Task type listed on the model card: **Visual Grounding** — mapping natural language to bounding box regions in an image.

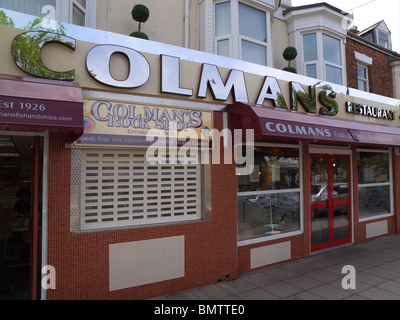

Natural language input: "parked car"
[312,183,349,202]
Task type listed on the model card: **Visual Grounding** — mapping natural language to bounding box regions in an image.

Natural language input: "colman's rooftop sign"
[8,30,400,123]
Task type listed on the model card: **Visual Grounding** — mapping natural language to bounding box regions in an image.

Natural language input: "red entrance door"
[311,155,352,252]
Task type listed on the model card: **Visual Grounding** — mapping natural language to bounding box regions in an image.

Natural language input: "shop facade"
[0,10,400,300]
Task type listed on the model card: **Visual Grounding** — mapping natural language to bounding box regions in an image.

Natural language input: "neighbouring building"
[0,0,399,300]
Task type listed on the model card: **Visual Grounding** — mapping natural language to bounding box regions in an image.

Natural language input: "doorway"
[0,134,43,300]
[310,154,352,252]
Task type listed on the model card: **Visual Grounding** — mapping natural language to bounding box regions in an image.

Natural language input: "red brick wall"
[346,37,394,98]
[46,111,238,300]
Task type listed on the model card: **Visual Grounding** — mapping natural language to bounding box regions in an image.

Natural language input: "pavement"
[153,235,400,300]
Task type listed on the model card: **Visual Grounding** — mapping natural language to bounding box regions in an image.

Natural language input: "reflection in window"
[323,34,342,85]
[215,1,230,57]
[241,40,267,68]
[358,152,389,184]
[357,151,392,219]
[239,3,267,66]
[239,2,266,42]
[215,1,230,37]
[237,145,301,241]
[303,33,317,62]
[323,34,341,65]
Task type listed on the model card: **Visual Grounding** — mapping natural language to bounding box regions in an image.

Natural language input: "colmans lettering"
[10,31,398,122]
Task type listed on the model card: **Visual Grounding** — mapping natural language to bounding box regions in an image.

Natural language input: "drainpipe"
[184,0,189,48]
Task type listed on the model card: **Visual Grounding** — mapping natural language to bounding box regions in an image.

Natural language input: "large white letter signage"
[11,31,76,80]
[86,44,150,88]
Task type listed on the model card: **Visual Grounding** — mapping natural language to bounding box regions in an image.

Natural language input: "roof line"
[283,2,348,16]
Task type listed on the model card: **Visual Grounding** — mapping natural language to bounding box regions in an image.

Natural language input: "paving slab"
[154,235,400,300]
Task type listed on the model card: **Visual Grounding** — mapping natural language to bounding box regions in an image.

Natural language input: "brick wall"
[346,37,394,98]
[46,111,238,300]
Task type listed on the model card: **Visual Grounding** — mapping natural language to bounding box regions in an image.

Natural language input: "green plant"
[0,10,15,27]
[283,66,297,74]
[130,4,149,39]
[129,31,149,40]
[282,46,297,74]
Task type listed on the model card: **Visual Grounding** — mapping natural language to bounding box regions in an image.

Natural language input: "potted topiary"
[129,4,150,40]
[282,46,297,73]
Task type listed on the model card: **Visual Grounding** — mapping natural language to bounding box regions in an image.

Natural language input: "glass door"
[311,154,352,252]
[0,134,43,300]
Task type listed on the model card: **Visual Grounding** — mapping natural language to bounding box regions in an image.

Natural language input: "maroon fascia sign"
[0,74,83,136]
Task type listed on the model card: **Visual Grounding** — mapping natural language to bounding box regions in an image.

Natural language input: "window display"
[357,151,392,219]
[237,145,301,241]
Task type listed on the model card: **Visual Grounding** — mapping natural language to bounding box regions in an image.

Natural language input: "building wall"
[46,113,239,300]
[391,60,400,99]
[346,37,394,98]
[272,16,290,70]
[96,0,200,49]
[394,151,400,234]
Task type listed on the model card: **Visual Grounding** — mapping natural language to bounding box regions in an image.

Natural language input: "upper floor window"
[0,0,96,28]
[357,64,369,92]
[378,31,390,49]
[71,0,87,26]
[357,20,392,50]
[214,1,272,66]
[303,32,344,85]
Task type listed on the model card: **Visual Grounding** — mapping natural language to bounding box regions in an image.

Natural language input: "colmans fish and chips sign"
[3,29,400,147]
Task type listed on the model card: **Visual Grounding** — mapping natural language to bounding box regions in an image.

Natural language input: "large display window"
[237,144,302,242]
[357,149,393,220]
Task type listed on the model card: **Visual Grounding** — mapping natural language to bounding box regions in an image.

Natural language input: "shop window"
[237,144,302,242]
[0,0,96,28]
[357,149,393,220]
[214,0,272,66]
[75,149,205,231]
[302,32,344,85]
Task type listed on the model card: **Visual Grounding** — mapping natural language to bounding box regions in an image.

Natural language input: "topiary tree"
[130,4,150,40]
[282,46,297,74]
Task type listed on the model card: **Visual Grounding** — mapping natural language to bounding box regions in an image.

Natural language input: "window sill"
[237,229,303,247]
[358,213,394,223]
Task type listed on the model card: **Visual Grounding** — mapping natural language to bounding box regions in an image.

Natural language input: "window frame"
[0,0,96,28]
[213,0,273,67]
[237,142,304,247]
[357,148,394,222]
[302,31,345,85]
[357,63,369,92]
[377,30,390,49]
[56,0,96,28]
[72,148,208,232]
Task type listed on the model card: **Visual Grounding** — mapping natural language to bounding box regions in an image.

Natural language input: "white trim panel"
[366,220,388,239]
[250,241,291,269]
[109,236,185,291]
